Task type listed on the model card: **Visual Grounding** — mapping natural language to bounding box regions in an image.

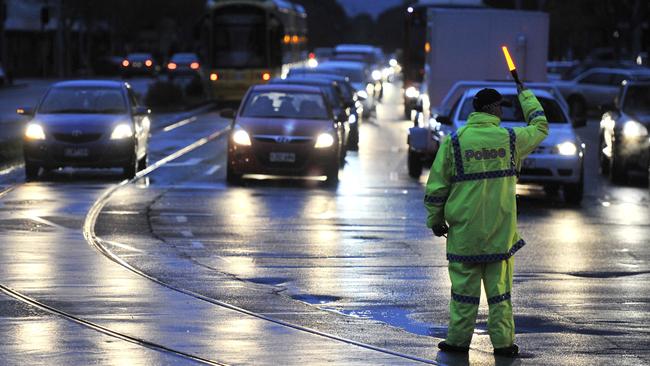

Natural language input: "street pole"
[56,0,65,77]
[0,0,6,84]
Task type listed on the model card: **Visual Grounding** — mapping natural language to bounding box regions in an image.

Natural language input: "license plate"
[522,158,535,168]
[64,148,89,157]
[133,62,142,67]
[269,152,295,163]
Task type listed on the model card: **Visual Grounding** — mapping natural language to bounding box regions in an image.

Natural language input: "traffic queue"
[222,43,393,185]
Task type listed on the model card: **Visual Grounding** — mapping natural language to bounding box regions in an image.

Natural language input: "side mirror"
[17,107,35,116]
[133,106,150,116]
[220,108,235,119]
[435,115,451,125]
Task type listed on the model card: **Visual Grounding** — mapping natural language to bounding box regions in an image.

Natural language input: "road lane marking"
[26,215,68,230]
[205,165,221,176]
[163,158,203,167]
[83,125,441,366]
[103,240,145,253]
[162,116,197,132]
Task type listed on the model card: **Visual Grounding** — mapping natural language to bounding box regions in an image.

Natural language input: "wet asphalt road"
[0,82,648,365]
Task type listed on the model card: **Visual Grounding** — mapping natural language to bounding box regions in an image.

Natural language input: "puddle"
[246,277,289,286]
[291,294,341,304]
[322,305,449,338]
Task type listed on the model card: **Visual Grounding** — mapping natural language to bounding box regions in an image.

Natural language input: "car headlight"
[348,114,357,124]
[232,128,252,146]
[405,86,420,99]
[315,133,335,148]
[622,120,648,137]
[356,90,368,100]
[307,58,318,68]
[371,70,382,81]
[110,123,134,139]
[25,123,46,140]
[557,141,578,156]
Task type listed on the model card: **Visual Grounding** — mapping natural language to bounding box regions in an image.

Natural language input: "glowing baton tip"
[502,46,516,72]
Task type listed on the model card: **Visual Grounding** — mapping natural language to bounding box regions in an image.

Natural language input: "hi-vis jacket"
[424,90,548,263]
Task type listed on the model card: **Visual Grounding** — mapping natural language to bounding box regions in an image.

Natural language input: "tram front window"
[214,11,266,68]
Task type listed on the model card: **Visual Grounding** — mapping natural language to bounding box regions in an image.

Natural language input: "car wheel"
[226,163,242,185]
[543,185,560,196]
[324,164,339,186]
[598,134,610,176]
[563,166,584,205]
[609,146,627,184]
[568,96,586,122]
[347,125,359,151]
[24,162,39,181]
[137,154,148,172]
[123,156,137,179]
[408,150,423,178]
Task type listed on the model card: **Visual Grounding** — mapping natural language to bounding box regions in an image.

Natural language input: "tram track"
[0,119,441,364]
[82,129,441,365]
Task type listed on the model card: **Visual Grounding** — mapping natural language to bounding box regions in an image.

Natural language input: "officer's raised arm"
[513,88,549,158]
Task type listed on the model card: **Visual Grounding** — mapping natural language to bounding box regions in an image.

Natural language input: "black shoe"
[494,344,519,357]
[438,341,469,353]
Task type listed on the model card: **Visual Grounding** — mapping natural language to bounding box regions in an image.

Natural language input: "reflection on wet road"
[0,83,648,365]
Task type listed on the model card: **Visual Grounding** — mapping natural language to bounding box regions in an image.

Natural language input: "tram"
[202,0,308,101]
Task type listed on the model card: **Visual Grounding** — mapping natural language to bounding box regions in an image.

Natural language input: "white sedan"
[429,82,585,204]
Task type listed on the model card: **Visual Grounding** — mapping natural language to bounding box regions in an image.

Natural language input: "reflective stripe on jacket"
[424,89,549,263]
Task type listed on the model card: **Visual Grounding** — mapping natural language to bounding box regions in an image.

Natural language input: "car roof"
[582,67,650,75]
[251,84,324,94]
[51,80,126,89]
[271,77,334,86]
[319,61,366,69]
[335,44,376,53]
[464,86,555,99]
[127,53,153,58]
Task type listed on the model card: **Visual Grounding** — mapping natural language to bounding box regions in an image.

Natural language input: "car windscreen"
[622,86,650,114]
[171,54,198,62]
[241,91,330,120]
[457,95,568,123]
[39,87,127,114]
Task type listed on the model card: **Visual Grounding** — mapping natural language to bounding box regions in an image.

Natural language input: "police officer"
[424,84,548,356]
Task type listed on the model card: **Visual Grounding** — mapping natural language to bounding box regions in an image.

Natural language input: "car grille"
[53,133,102,143]
[532,145,549,154]
[521,168,553,176]
[253,135,314,144]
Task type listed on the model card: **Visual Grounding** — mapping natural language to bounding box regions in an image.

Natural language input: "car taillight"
[210,73,219,81]
[145,59,153,67]
[122,60,129,67]
[167,62,177,70]
[262,72,271,81]
[190,62,200,70]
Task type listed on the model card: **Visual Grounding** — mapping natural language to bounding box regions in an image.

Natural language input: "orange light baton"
[501,46,522,86]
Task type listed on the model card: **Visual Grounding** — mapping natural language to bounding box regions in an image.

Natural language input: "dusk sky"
[337,0,402,18]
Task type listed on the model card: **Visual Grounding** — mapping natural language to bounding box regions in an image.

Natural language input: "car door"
[576,71,619,108]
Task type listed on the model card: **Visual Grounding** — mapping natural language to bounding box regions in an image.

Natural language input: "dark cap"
[473,88,512,111]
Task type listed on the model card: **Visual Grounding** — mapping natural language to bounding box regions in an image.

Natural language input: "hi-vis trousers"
[446,257,515,348]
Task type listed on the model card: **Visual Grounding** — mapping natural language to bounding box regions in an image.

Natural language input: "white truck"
[407,7,549,177]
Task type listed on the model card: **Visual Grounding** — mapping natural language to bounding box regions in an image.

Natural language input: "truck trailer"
[407,7,549,178]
